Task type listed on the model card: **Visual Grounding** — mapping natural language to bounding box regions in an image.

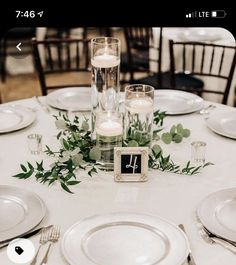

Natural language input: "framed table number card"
[114,147,149,182]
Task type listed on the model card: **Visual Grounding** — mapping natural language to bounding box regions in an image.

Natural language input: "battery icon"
[211,10,227,18]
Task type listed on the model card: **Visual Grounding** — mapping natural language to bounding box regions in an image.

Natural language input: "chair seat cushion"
[134,72,204,91]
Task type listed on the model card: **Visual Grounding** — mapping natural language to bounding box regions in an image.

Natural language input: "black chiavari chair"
[121,27,162,85]
[32,38,90,96]
[169,40,236,104]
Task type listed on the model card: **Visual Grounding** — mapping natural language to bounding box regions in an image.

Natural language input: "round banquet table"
[0,97,236,265]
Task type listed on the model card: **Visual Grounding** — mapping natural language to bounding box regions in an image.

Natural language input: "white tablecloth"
[151,28,236,106]
[0,97,236,265]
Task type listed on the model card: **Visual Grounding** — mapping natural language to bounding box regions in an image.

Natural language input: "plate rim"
[46,86,91,111]
[0,185,46,242]
[61,212,189,265]
[197,187,236,242]
[206,110,236,139]
[154,89,204,115]
[0,105,36,134]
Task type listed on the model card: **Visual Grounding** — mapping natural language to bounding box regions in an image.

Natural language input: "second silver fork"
[40,226,60,265]
[30,226,52,265]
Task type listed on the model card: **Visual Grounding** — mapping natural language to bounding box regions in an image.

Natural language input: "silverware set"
[200,226,236,255]
[0,225,52,249]
[0,225,60,264]
[179,220,236,265]
[31,225,60,265]
[196,218,236,256]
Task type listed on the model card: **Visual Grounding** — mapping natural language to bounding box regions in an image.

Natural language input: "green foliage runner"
[13,111,213,193]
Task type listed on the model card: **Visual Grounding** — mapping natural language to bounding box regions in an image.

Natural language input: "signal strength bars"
[186,12,194,18]
[186,10,226,18]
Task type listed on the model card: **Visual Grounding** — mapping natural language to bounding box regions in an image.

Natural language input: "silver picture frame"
[114,147,149,182]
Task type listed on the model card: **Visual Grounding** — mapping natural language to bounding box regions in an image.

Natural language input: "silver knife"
[0,225,52,249]
[179,224,197,265]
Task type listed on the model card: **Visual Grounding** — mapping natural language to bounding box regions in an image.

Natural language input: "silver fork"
[40,226,60,265]
[30,226,52,265]
[200,227,236,255]
[199,105,216,115]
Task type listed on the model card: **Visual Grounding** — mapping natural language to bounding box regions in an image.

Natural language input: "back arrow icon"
[16,43,22,51]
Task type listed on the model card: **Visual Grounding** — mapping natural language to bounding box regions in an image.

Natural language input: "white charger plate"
[206,110,236,139]
[154,90,204,115]
[0,105,36,133]
[197,188,236,242]
[46,87,91,111]
[0,185,46,242]
[61,212,189,265]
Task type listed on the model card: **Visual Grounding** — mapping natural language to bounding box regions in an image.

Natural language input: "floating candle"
[91,53,120,68]
[96,119,123,137]
[126,97,153,114]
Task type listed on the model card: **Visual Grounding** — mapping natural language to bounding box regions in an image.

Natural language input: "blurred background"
[0,27,235,105]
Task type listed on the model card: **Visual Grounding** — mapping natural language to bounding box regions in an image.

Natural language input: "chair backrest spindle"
[209,46,215,74]
[201,44,205,74]
[218,47,225,75]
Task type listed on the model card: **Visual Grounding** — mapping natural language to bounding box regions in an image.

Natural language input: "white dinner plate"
[178,28,223,42]
[46,87,91,111]
[62,212,189,265]
[197,188,236,242]
[154,90,204,115]
[0,105,36,133]
[0,185,46,242]
[206,110,236,139]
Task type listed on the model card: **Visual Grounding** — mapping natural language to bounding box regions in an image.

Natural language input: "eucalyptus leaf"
[173,134,183,143]
[170,125,176,136]
[182,129,191,138]
[177,124,183,134]
[89,147,101,161]
[161,133,172,144]
[55,119,67,129]
[127,140,139,147]
[72,154,83,166]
